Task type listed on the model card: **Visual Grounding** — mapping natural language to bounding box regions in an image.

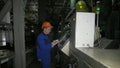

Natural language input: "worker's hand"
[51,40,58,47]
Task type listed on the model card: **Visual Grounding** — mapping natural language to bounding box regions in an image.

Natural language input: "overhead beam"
[0,0,12,22]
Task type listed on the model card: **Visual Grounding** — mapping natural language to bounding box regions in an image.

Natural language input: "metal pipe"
[70,0,75,9]
[96,13,99,27]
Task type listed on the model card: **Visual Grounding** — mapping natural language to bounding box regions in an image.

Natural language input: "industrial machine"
[0,12,13,48]
[0,12,14,68]
[0,0,120,68]
[56,0,120,68]
[56,21,78,68]
[0,0,39,68]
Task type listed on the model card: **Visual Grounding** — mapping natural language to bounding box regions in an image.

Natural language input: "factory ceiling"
[37,0,71,23]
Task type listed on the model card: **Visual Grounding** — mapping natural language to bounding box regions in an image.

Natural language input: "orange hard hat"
[42,21,53,29]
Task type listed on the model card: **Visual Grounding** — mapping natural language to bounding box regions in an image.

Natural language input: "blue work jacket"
[36,32,52,60]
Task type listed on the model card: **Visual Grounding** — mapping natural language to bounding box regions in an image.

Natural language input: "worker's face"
[43,27,52,35]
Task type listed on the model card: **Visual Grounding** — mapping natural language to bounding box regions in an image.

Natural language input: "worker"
[36,21,58,68]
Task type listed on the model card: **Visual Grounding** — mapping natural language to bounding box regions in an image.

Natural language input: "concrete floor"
[27,60,41,68]
[27,59,56,68]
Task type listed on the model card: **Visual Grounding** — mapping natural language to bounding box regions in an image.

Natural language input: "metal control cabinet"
[75,12,95,48]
